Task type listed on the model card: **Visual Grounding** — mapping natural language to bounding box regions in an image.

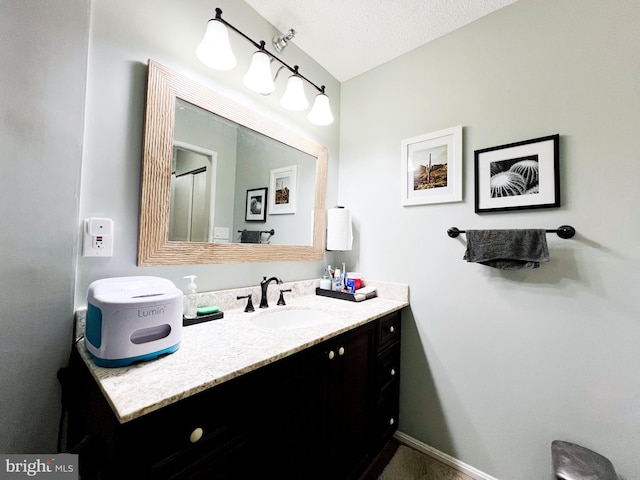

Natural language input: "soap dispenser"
[183,275,198,319]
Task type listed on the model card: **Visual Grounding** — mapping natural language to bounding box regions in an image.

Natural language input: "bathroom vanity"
[66,281,407,479]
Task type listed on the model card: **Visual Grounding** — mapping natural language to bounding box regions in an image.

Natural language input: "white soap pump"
[183,275,198,319]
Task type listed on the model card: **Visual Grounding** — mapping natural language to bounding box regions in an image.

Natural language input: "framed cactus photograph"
[474,134,560,213]
[401,125,463,206]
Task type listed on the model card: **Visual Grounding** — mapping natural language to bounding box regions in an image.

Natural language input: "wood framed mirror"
[138,60,327,265]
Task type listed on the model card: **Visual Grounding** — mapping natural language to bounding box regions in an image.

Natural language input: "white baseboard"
[393,431,500,480]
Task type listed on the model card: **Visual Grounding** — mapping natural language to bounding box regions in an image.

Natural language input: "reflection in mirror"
[138,60,327,266]
[170,141,215,242]
[172,99,317,245]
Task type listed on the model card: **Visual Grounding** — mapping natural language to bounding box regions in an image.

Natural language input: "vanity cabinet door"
[321,322,375,479]
[241,342,326,478]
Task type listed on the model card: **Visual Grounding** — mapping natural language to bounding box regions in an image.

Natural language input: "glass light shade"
[196,20,236,71]
[307,93,334,125]
[243,51,275,94]
[280,75,309,111]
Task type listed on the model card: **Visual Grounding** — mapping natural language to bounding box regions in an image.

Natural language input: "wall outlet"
[83,217,114,257]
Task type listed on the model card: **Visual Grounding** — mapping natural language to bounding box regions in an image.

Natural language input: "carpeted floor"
[378,445,475,480]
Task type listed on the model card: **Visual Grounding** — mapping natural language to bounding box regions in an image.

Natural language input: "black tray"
[183,311,224,326]
[315,288,358,302]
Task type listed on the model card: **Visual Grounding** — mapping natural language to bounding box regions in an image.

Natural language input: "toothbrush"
[341,263,347,292]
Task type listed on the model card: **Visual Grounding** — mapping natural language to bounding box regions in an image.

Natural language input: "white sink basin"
[250,309,333,330]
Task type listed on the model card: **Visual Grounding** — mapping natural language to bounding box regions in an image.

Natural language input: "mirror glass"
[138,61,327,266]
[171,99,316,245]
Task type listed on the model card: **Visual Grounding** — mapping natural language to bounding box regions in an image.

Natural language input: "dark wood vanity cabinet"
[67,311,401,480]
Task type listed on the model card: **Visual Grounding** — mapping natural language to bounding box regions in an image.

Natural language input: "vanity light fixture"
[196,18,236,70]
[243,47,275,94]
[196,8,333,126]
[307,90,334,126]
[280,67,309,111]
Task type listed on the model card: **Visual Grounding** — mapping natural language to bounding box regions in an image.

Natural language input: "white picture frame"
[401,125,463,206]
[269,165,297,214]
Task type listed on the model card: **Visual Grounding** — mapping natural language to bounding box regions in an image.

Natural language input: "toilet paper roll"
[326,207,353,251]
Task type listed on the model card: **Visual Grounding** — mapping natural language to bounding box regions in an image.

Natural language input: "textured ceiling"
[244,0,519,82]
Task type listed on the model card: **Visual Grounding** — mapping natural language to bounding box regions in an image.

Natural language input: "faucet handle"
[277,289,292,306]
[237,294,255,313]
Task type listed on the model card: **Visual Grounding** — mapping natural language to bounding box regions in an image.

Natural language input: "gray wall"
[339,0,640,478]
[0,1,90,453]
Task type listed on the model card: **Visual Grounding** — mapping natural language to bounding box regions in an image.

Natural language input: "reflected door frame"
[171,141,217,242]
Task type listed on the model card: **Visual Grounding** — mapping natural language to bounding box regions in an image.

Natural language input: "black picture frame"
[474,134,560,213]
[245,187,267,222]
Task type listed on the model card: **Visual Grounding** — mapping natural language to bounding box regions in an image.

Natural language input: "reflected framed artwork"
[474,134,560,213]
[401,125,463,206]
[245,187,267,222]
[269,165,297,214]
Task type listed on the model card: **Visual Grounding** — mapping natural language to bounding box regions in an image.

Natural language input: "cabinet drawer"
[375,344,400,396]
[376,312,401,352]
[374,390,399,446]
[116,381,246,471]
[148,424,249,479]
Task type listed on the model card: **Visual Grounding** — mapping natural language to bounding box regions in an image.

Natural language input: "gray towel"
[463,229,549,269]
[240,230,261,243]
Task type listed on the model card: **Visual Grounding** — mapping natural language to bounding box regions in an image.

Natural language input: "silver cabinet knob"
[389,326,395,333]
[328,350,335,360]
[338,346,345,356]
[390,368,396,376]
[389,417,395,426]
[189,427,204,443]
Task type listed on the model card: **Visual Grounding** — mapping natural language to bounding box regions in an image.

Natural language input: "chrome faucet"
[259,276,283,308]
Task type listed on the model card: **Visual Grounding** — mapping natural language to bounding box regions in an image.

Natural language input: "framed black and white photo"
[245,187,267,222]
[474,134,560,213]
[401,125,463,206]
[269,165,297,214]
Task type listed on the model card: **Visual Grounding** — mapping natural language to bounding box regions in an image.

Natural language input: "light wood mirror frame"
[138,60,327,266]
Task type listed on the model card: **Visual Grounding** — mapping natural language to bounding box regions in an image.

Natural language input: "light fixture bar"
[210,8,326,96]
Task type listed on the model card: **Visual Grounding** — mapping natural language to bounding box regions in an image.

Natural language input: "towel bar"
[237,229,275,235]
[447,225,575,239]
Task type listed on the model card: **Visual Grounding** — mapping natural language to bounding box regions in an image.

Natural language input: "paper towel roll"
[326,207,353,251]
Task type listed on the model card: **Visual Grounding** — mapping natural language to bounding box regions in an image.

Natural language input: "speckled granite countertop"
[75,279,409,424]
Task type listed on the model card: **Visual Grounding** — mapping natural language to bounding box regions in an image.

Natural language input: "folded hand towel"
[463,229,549,269]
[240,230,261,243]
